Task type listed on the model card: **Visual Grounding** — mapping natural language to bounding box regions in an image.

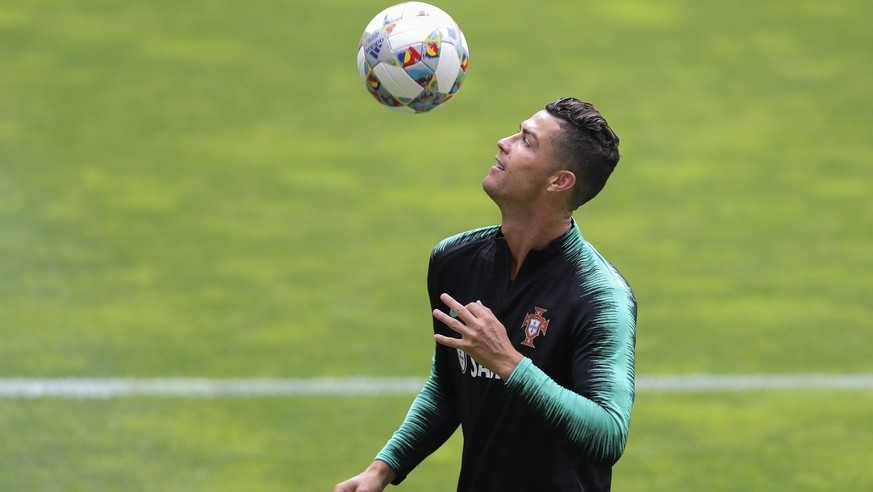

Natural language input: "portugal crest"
[520,307,550,348]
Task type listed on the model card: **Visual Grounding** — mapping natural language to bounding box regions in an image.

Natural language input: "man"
[336,98,637,491]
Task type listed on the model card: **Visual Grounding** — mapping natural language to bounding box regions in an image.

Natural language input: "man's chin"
[482,179,500,201]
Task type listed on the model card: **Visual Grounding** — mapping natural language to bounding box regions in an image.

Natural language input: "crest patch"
[520,307,550,348]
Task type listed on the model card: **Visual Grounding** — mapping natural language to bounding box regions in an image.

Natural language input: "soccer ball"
[356,2,469,113]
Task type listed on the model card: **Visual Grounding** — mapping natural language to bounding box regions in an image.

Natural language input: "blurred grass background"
[1,0,871,490]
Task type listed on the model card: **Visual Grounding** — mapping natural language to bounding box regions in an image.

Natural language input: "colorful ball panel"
[356,2,469,113]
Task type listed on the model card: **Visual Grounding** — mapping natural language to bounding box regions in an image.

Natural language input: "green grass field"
[1,0,871,490]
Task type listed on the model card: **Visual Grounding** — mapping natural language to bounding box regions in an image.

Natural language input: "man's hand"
[432,293,523,380]
[334,460,396,492]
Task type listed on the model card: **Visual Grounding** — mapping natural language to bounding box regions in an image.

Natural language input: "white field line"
[1,374,873,398]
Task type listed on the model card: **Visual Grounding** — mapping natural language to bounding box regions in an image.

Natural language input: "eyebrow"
[520,125,539,147]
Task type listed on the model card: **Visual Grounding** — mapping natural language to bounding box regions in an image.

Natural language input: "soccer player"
[335,98,637,492]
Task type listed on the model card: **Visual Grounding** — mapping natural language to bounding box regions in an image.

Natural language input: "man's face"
[483,109,562,207]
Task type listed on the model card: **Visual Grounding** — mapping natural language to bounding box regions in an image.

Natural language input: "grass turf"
[1,0,871,490]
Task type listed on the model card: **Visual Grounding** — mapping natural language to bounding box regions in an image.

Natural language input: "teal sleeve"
[505,281,636,466]
[375,356,460,484]
[505,356,633,465]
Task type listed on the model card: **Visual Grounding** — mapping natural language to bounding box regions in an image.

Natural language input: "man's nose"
[497,137,510,153]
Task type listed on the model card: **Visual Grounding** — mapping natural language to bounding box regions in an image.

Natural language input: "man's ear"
[548,170,576,193]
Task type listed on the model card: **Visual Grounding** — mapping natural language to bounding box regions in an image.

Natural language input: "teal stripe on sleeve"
[505,354,633,465]
[375,356,460,483]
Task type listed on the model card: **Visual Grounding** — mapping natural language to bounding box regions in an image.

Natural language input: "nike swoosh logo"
[449,309,459,318]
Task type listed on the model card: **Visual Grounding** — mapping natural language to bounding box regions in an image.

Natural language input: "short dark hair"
[545,97,621,210]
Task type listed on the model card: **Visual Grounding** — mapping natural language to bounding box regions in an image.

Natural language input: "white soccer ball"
[356,2,469,114]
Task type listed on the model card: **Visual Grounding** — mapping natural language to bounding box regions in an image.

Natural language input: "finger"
[453,300,490,324]
[439,292,461,309]
[440,293,476,322]
[433,309,467,335]
[464,299,489,317]
[434,333,462,349]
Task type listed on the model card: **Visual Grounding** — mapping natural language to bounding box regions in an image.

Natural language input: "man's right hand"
[334,460,396,492]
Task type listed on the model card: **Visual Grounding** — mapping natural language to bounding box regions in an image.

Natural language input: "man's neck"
[500,211,573,280]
